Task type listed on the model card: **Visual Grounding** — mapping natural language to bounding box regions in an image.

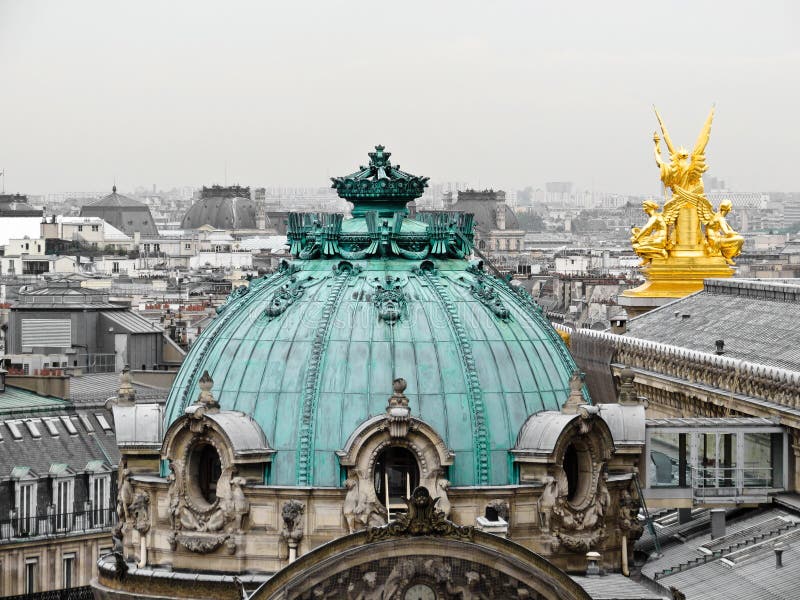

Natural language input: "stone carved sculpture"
[618,484,643,539]
[170,464,249,553]
[130,492,150,534]
[330,556,536,600]
[382,559,417,600]
[229,477,249,533]
[537,476,558,533]
[116,465,134,527]
[166,459,183,531]
[434,476,451,519]
[116,365,135,405]
[280,500,305,561]
[367,486,472,542]
[541,460,611,552]
[446,570,490,600]
[343,469,386,534]
[386,377,411,438]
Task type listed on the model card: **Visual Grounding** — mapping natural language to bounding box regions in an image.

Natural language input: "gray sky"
[1,0,798,196]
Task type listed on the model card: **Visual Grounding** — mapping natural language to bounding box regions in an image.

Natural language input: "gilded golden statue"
[622,107,743,300]
[705,199,744,264]
[630,200,668,264]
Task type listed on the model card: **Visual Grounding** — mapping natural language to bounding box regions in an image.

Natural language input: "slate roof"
[0,409,120,476]
[571,575,664,599]
[80,187,159,236]
[624,279,800,371]
[181,195,258,230]
[69,373,168,404]
[638,506,800,600]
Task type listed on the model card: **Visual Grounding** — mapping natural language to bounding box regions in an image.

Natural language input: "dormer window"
[50,464,75,532]
[12,467,38,536]
[88,462,112,526]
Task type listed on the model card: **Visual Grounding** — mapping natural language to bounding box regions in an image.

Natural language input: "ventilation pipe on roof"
[775,542,785,568]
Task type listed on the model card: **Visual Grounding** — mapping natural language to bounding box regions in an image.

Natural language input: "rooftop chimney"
[710,508,726,539]
[715,339,725,355]
[775,542,785,568]
[585,551,601,576]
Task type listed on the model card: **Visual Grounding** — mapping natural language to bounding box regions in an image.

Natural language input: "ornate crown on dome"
[287,146,474,261]
[331,145,430,217]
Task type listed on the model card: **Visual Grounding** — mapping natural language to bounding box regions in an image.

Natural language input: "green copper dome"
[164,147,580,488]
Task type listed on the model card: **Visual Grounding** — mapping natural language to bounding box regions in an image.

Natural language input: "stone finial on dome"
[196,370,219,411]
[116,365,135,405]
[617,367,639,405]
[562,370,588,415]
[387,377,410,438]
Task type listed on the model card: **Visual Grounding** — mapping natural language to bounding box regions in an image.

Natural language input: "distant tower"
[254,187,267,230]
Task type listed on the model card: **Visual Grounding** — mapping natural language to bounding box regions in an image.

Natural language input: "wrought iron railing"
[3,586,94,600]
[0,508,117,543]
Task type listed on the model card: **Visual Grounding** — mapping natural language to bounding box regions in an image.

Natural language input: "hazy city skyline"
[1,1,797,196]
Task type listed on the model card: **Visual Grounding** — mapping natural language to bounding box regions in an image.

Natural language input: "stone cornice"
[570,327,800,409]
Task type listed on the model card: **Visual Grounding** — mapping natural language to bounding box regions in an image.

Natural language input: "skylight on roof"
[79,414,94,433]
[60,416,78,435]
[24,420,41,438]
[44,418,59,436]
[6,421,22,440]
[95,414,112,432]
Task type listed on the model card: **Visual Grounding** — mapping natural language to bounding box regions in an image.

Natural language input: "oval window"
[188,442,222,506]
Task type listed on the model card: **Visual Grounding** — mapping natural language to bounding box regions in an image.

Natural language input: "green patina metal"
[422,268,491,485]
[330,145,429,217]
[164,146,581,487]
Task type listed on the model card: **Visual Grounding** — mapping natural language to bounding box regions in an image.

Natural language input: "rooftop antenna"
[224,161,228,186]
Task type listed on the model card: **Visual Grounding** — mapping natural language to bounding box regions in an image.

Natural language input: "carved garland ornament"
[367,487,473,542]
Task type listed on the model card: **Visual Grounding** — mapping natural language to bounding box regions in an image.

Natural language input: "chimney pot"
[585,551,601,576]
[774,542,785,568]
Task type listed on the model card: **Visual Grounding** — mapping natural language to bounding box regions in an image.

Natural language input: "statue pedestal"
[620,256,734,317]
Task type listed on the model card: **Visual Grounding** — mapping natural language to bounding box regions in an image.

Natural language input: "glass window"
[649,432,680,487]
[54,478,74,531]
[25,559,37,594]
[374,447,419,513]
[62,553,75,588]
[91,474,110,525]
[17,482,37,535]
[743,432,772,488]
[699,432,736,488]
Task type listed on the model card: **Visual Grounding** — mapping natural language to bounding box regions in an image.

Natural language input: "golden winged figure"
[653,106,716,226]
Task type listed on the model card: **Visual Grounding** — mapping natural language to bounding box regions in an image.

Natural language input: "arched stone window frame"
[549,414,614,511]
[337,414,455,525]
[159,394,273,553]
[513,409,615,506]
